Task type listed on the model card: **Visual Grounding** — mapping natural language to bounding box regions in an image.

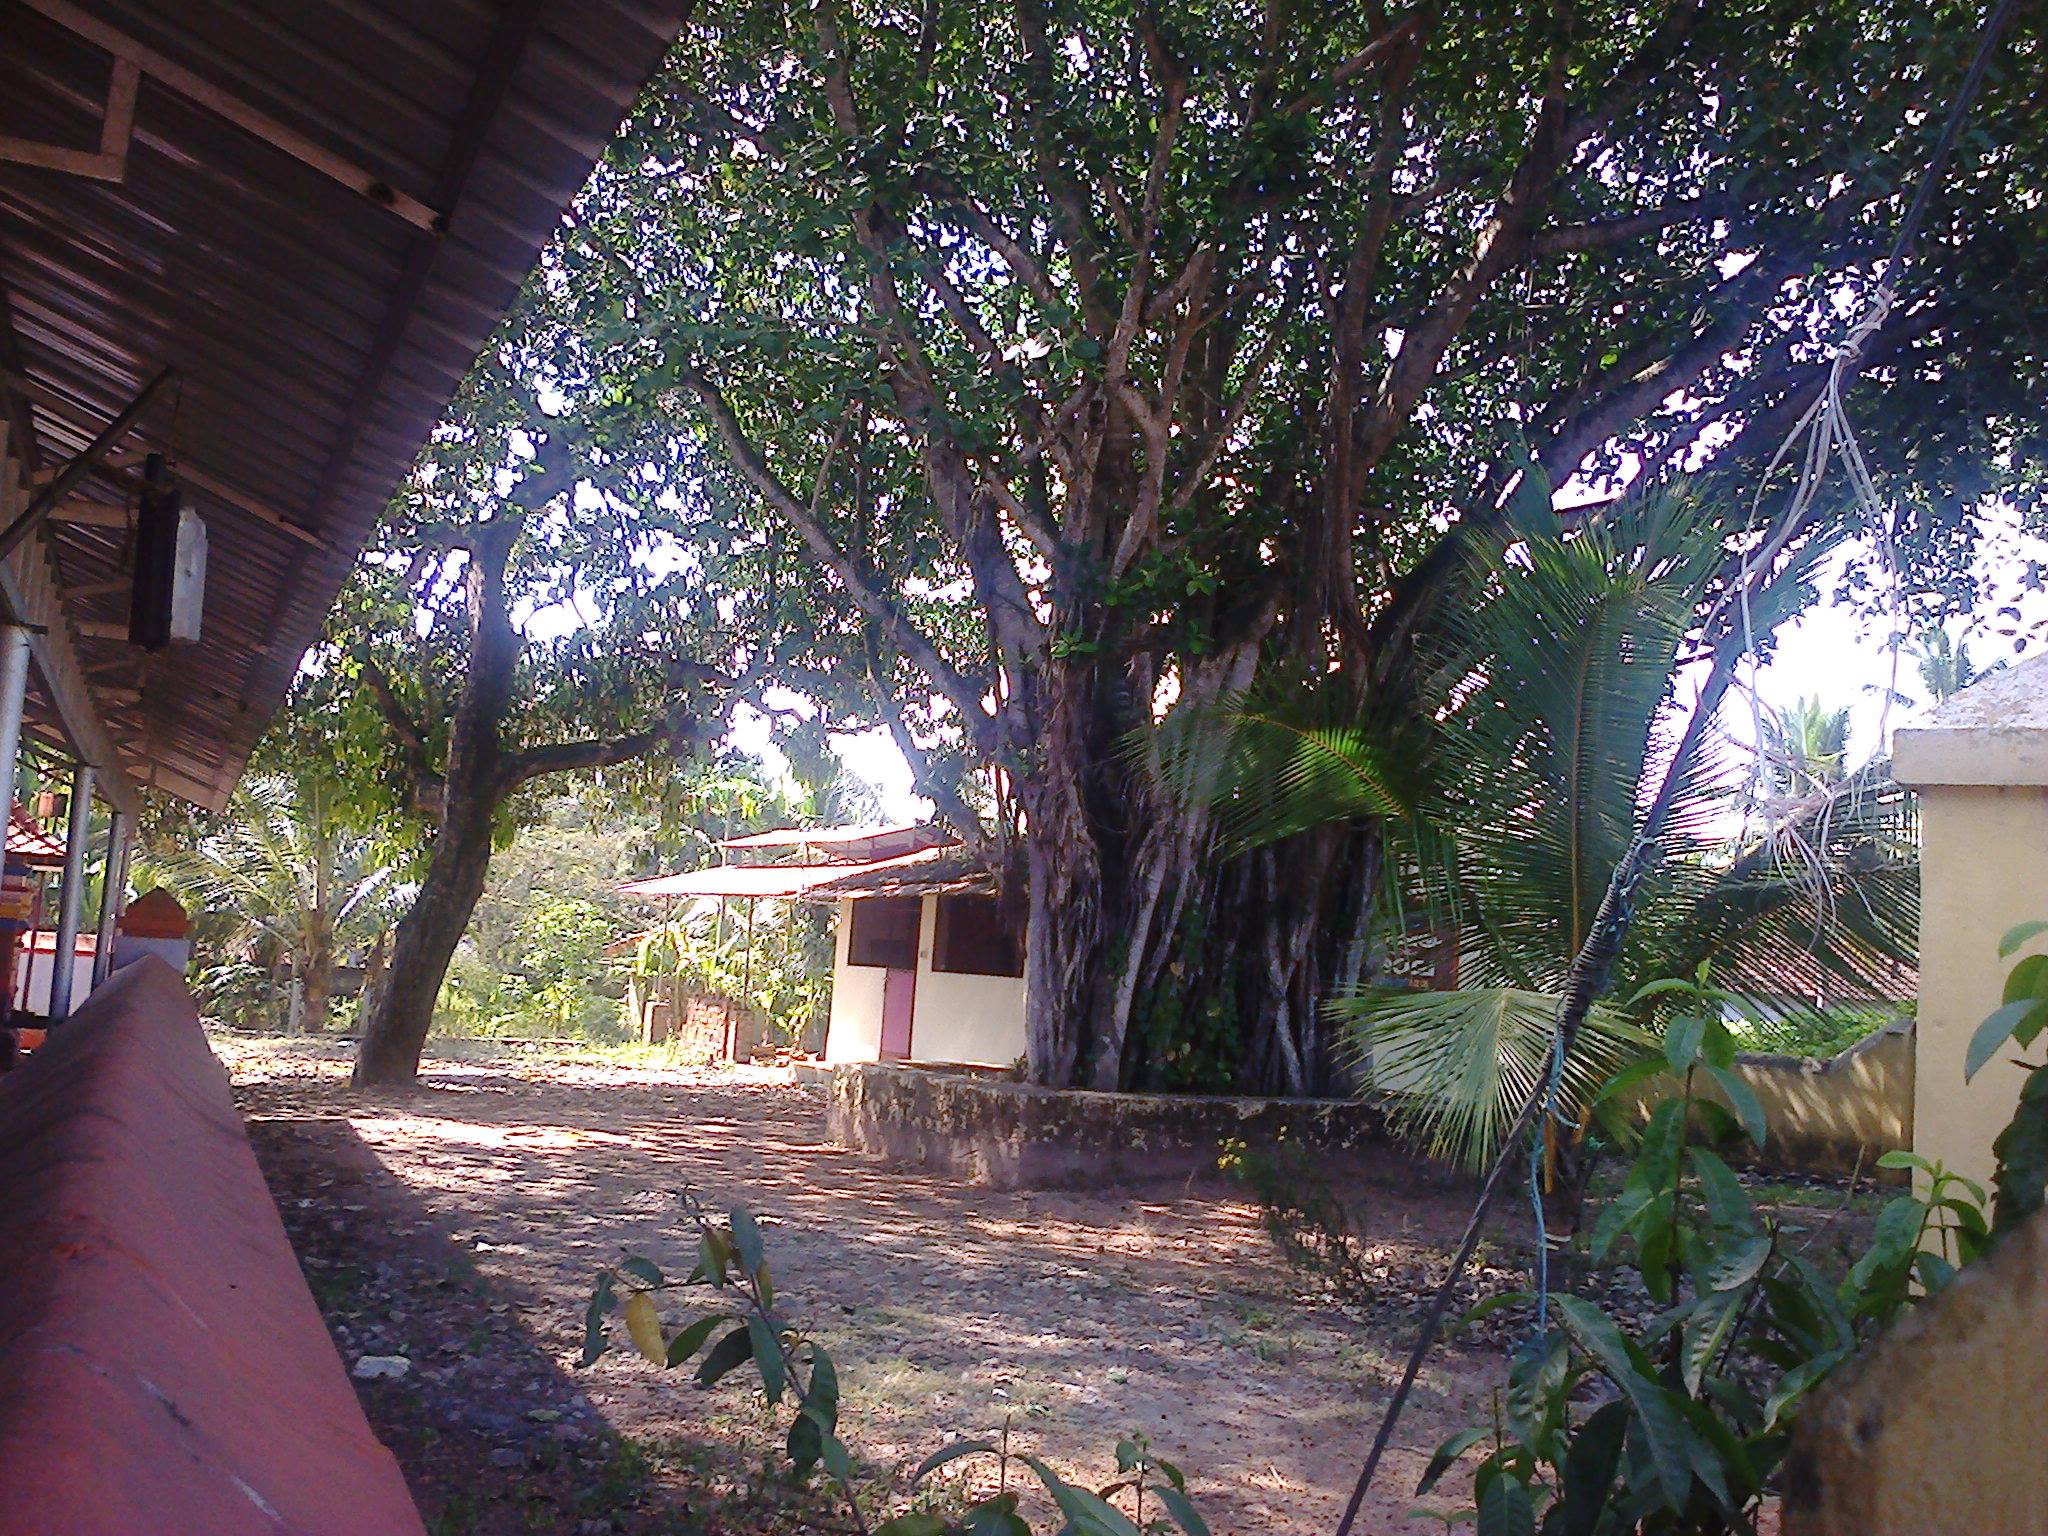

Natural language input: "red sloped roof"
[7,805,64,869]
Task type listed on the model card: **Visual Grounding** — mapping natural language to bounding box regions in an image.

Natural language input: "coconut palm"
[1157,493,1917,1168]
[150,774,406,1032]
[1912,624,1998,705]
[1759,696,1852,799]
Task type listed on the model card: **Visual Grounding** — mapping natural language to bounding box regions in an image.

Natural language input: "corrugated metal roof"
[623,844,997,902]
[0,0,683,808]
[716,822,952,860]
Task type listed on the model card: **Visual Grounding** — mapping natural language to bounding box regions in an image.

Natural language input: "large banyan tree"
[541,0,2045,1091]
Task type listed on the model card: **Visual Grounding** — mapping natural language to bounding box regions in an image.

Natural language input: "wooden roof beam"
[19,0,443,233]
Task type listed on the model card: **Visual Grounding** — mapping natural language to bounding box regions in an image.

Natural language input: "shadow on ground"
[247,1109,824,1535]
[230,1042,1525,1535]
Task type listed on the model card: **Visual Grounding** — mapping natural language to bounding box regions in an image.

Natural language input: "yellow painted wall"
[1895,655,2048,1194]
[1908,785,2048,1191]
[1616,1023,1913,1176]
[823,895,1028,1068]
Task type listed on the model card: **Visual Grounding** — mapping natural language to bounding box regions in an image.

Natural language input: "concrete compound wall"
[826,1061,1386,1189]
[1617,1023,1915,1180]
[0,957,424,1536]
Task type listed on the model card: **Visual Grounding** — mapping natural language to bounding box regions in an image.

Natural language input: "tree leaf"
[1156,1484,1210,1536]
[2000,919,2048,959]
[963,1494,1032,1536]
[912,1439,997,1486]
[1991,1066,2048,1238]
[1416,1427,1491,1495]
[787,1406,822,1477]
[2004,953,2048,1004]
[1968,999,2048,1081]
[1560,1400,1629,1536]
[1022,1456,1145,1536]
[1687,1148,1756,1233]
[748,1316,786,1404]
[730,1207,766,1275]
[1664,1013,1707,1074]
[1707,1233,1772,1292]
[1476,1473,1534,1536]
[1553,1296,1692,1510]
[1762,1347,1847,1430]
[1680,1288,1744,1394]
[619,1255,664,1288]
[665,1313,725,1368]
[1705,1064,1767,1147]
[804,1344,840,1433]
[874,1517,948,1536]
[623,1292,666,1365]
[695,1324,753,1387]
[579,1269,615,1367]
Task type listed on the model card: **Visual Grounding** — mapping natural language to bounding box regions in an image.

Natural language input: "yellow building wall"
[1896,655,2048,1196]
[1910,784,2048,1191]
[823,895,1029,1068]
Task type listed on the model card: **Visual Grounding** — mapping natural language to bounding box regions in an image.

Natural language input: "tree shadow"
[244,1110,757,1536]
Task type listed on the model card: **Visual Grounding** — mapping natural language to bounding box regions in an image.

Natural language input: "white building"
[622,824,1029,1068]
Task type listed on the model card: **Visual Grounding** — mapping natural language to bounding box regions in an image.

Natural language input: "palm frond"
[1145,685,1419,852]
[1332,985,1650,1172]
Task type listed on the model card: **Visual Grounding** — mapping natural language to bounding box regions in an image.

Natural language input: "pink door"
[880,967,915,1060]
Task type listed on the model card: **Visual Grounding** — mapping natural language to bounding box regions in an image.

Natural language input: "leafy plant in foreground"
[1422,967,1984,1534]
[1963,919,2048,1239]
[580,1191,1210,1536]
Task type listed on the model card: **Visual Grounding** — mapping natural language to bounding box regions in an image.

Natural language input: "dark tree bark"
[351,515,718,1089]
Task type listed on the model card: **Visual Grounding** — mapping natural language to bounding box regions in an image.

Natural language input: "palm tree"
[1759,696,1851,799]
[150,774,405,1033]
[1912,624,1998,705]
[1158,493,1917,1168]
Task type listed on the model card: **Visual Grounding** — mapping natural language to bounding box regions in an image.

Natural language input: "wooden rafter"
[16,0,442,232]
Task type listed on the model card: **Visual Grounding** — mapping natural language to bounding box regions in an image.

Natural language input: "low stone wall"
[825,1062,1387,1189]
[1617,1022,1914,1180]
[0,958,424,1535]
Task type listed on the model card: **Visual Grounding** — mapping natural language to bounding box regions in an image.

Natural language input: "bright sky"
[1739,510,2048,766]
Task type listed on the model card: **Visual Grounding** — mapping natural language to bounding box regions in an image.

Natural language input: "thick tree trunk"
[351,794,497,1087]
[300,937,333,1036]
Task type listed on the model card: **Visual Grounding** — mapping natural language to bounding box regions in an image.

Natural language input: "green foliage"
[1130,904,1242,1093]
[1218,1138,1374,1301]
[145,772,406,1032]
[1967,922,2048,1241]
[1167,497,1916,1167]
[1427,996,1987,1532]
[521,0,2046,1089]
[583,1194,1211,1536]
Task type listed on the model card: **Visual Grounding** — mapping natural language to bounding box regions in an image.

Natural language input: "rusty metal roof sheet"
[0,0,682,808]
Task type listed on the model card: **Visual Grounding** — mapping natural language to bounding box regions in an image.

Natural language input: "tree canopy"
[311,0,2047,1090]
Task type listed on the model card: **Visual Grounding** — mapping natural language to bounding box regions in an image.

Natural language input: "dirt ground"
[220,1037,1562,1536]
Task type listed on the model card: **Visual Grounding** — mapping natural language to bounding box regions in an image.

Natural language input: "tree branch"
[683,365,997,747]
[1529,193,1738,256]
[360,656,442,794]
